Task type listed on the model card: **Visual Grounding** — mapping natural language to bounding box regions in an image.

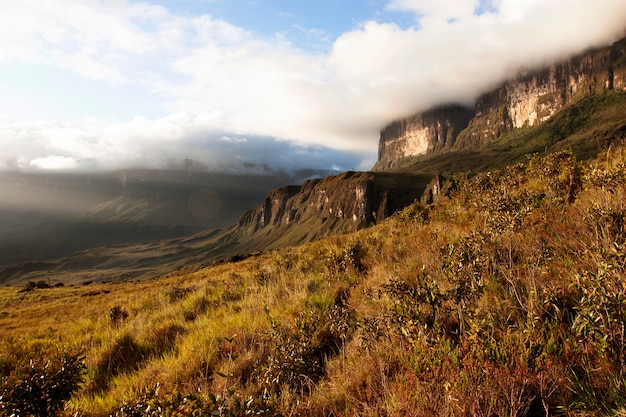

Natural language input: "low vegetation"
[3,142,626,415]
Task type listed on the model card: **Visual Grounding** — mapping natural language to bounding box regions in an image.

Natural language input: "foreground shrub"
[259,292,356,395]
[0,352,85,417]
[113,385,281,417]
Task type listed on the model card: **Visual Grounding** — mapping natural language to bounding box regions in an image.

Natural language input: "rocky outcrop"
[376,37,626,168]
[238,171,432,236]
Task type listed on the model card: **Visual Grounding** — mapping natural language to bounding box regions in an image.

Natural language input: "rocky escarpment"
[377,105,473,169]
[375,37,626,169]
[238,171,433,242]
[456,37,626,148]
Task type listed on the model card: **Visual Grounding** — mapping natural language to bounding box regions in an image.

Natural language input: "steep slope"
[386,90,626,175]
[376,105,473,169]
[456,37,626,149]
[228,171,434,256]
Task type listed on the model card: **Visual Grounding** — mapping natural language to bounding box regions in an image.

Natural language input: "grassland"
[3,141,626,415]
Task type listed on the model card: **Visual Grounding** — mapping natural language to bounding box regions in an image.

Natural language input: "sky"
[1,0,625,173]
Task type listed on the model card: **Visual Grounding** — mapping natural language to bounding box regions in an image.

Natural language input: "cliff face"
[238,171,432,242]
[376,37,626,168]
[457,37,626,148]
[376,106,474,170]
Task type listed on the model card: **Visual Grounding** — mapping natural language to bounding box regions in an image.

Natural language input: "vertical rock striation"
[376,37,626,168]
[456,37,626,148]
[238,171,431,238]
[376,105,474,170]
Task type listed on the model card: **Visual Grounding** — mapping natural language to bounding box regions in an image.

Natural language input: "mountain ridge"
[374,36,626,171]
[3,37,626,285]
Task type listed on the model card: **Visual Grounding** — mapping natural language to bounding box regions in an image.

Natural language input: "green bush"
[259,293,356,395]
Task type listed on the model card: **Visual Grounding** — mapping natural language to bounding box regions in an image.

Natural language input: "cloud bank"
[1,0,625,172]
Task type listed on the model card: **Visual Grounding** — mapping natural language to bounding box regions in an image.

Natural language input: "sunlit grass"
[5,142,626,415]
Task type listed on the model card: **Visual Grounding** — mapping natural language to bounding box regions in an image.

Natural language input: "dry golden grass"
[4,145,626,416]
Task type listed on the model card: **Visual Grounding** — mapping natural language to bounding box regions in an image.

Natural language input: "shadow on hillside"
[87,324,186,395]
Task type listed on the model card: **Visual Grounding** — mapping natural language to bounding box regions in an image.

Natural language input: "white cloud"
[30,155,79,170]
[1,0,626,172]
[50,50,128,84]
[0,0,156,83]
[220,136,249,143]
[0,114,362,172]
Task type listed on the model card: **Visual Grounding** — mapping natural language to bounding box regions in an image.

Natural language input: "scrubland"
[3,144,626,416]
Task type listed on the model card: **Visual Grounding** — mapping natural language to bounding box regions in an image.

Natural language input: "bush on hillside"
[113,385,281,417]
[0,352,85,417]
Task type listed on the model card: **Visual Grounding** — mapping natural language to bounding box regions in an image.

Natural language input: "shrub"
[528,151,583,203]
[165,286,194,303]
[113,385,280,417]
[0,352,85,417]
[109,305,129,325]
[259,293,356,395]
[397,201,430,224]
[89,334,147,394]
[18,280,52,292]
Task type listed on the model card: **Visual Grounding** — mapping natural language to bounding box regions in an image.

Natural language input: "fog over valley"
[0,168,329,268]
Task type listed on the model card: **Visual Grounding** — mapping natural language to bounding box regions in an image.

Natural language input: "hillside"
[0,170,434,286]
[0,169,321,267]
[3,145,626,415]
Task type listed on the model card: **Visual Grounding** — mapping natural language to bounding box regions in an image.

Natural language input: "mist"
[0,116,364,173]
[0,0,625,173]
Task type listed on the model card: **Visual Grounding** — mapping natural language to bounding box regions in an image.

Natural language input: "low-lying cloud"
[1,0,625,173]
[0,113,365,172]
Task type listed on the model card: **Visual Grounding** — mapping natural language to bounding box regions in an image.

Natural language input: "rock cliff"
[237,171,433,243]
[376,37,626,169]
[377,105,474,169]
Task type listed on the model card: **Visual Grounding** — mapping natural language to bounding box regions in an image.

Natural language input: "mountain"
[376,105,474,169]
[236,171,433,240]
[374,36,626,171]
[0,168,329,270]
[0,170,434,285]
[3,37,626,286]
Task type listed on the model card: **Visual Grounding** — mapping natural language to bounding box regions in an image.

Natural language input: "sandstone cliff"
[375,37,626,169]
[377,105,473,170]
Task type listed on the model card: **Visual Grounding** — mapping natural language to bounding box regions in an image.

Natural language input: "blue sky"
[151,0,412,42]
[1,0,625,172]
